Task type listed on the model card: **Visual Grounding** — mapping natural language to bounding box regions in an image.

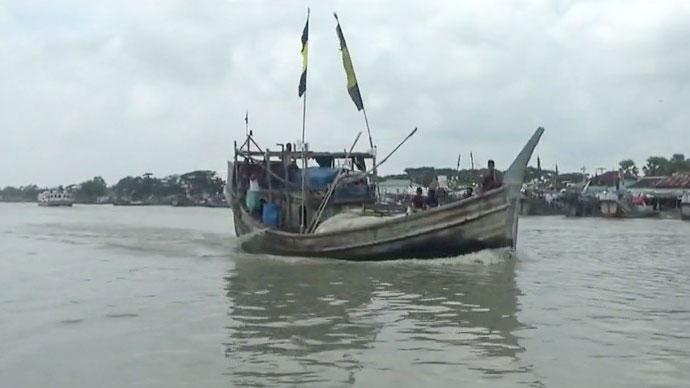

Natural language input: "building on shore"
[629,173,690,209]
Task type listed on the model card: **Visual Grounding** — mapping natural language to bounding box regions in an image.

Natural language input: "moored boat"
[597,191,621,217]
[597,190,658,218]
[37,190,73,207]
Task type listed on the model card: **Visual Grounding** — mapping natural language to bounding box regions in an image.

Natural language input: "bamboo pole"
[300,92,308,233]
[265,149,272,203]
[365,127,418,175]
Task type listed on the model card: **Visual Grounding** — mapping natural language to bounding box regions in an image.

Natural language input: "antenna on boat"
[456,153,461,184]
[244,110,249,137]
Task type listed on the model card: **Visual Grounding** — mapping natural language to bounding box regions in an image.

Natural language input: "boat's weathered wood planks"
[235,187,510,260]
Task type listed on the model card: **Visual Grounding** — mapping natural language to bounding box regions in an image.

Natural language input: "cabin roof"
[628,176,666,189]
[627,174,690,189]
[656,174,690,189]
[589,171,636,186]
[236,150,376,159]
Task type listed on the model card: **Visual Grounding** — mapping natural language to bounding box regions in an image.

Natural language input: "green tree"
[180,170,223,196]
[669,153,690,174]
[113,176,142,200]
[619,159,639,176]
[76,176,108,203]
[643,156,670,176]
[404,167,437,186]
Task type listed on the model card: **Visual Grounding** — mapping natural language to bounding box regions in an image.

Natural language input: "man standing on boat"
[481,160,503,193]
[246,172,262,215]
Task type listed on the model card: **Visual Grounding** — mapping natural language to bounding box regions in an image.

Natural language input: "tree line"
[619,154,690,177]
[0,170,225,203]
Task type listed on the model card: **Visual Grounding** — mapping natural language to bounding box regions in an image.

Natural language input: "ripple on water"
[104,313,139,318]
[223,249,533,386]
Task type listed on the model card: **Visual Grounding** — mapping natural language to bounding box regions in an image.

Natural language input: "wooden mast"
[299,9,310,233]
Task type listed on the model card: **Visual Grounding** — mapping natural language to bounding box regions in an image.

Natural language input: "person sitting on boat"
[426,188,439,208]
[463,187,474,199]
[246,172,262,214]
[481,160,503,193]
[408,187,426,213]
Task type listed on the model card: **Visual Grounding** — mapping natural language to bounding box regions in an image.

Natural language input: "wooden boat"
[681,192,690,220]
[226,128,543,261]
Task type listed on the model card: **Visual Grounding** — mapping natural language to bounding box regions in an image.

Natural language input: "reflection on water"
[224,251,537,386]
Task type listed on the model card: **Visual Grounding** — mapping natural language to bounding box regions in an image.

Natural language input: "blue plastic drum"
[262,203,280,227]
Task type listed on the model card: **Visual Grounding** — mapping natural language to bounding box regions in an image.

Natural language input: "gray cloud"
[1,0,689,187]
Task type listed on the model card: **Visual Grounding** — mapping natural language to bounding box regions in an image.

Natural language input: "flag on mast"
[334,13,364,111]
[298,9,309,97]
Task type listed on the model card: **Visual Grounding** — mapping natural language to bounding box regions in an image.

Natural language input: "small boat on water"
[681,192,690,220]
[226,128,543,260]
[37,190,73,207]
[597,191,658,218]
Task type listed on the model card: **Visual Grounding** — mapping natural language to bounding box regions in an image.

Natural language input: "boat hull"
[599,200,620,217]
[599,199,658,219]
[233,187,514,260]
[38,201,73,207]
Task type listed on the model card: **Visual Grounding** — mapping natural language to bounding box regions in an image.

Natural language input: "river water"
[1,203,689,387]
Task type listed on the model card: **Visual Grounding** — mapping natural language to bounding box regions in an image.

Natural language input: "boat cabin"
[228,135,377,233]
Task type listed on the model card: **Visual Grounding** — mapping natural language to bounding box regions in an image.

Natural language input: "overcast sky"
[1,0,689,187]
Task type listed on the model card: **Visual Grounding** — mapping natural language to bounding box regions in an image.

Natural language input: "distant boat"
[37,190,73,207]
[226,128,543,261]
[681,192,690,221]
[597,191,657,218]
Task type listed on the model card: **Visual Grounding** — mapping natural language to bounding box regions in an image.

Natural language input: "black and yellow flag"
[298,10,309,97]
[334,13,364,111]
